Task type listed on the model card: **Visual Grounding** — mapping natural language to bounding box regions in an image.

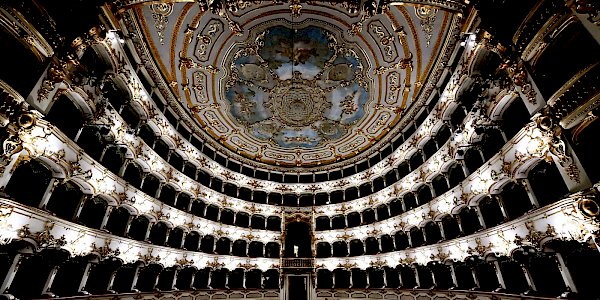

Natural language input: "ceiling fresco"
[225,23,369,149]
[125,1,462,170]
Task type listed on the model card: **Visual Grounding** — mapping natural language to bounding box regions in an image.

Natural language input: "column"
[170,268,180,290]
[460,161,470,177]
[474,206,487,229]
[492,260,507,291]
[365,270,370,288]
[520,263,537,293]
[207,270,213,289]
[519,179,540,208]
[118,159,131,177]
[494,195,510,221]
[77,261,94,294]
[429,267,437,288]
[400,199,407,212]
[449,263,458,288]
[98,146,109,163]
[139,175,147,190]
[438,221,446,240]
[188,269,197,289]
[260,271,264,289]
[106,269,118,292]
[412,265,421,288]
[143,222,154,241]
[397,268,404,288]
[155,183,164,198]
[242,270,246,289]
[151,270,160,291]
[38,178,59,209]
[163,228,171,246]
[99,206,114,230]
[349,270,353,288]
[179,232,187,249]
[41,265,60,297]
[0,253,22,294]
[344,215,348,228]
[130,265,142,292]
[224,272,229,289]
[332,271,336,289]
[172,192,181,208]
[72,194,90,221]
[554,252,578,293]
[471,266,481,289]
[455,215,465,235]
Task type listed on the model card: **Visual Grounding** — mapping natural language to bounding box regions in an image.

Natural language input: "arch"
[365,237,380,255]
[248,241,264,257]
[148,221,172,246]
[200,235,215,253]
[265,242,280,258]
[232,239,247,257]
[394,231,410,250]
[78,195,110,229]
[349,239,364,256]
[5,158,54,207]
[128,215,151,241]
[167,226,185,248]
[332,241,348,257]
[316,242,331,258]
[46,93,88,140]
[46,180,86,220]
[284,221,311,257]
[215,237,232,255]
[183,231,201,251]
[315,216,331,231]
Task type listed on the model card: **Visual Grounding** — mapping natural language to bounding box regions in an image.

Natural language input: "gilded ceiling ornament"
[150,3,173,45]
[289,0,302,17]
[368,22,397,62]
[414,5,438,47]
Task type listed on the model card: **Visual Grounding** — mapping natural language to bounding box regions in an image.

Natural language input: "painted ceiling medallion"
[224,25,368,148]
[131,1,459,170]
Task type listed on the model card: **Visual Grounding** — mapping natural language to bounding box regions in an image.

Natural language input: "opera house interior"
[0,0,599,299]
